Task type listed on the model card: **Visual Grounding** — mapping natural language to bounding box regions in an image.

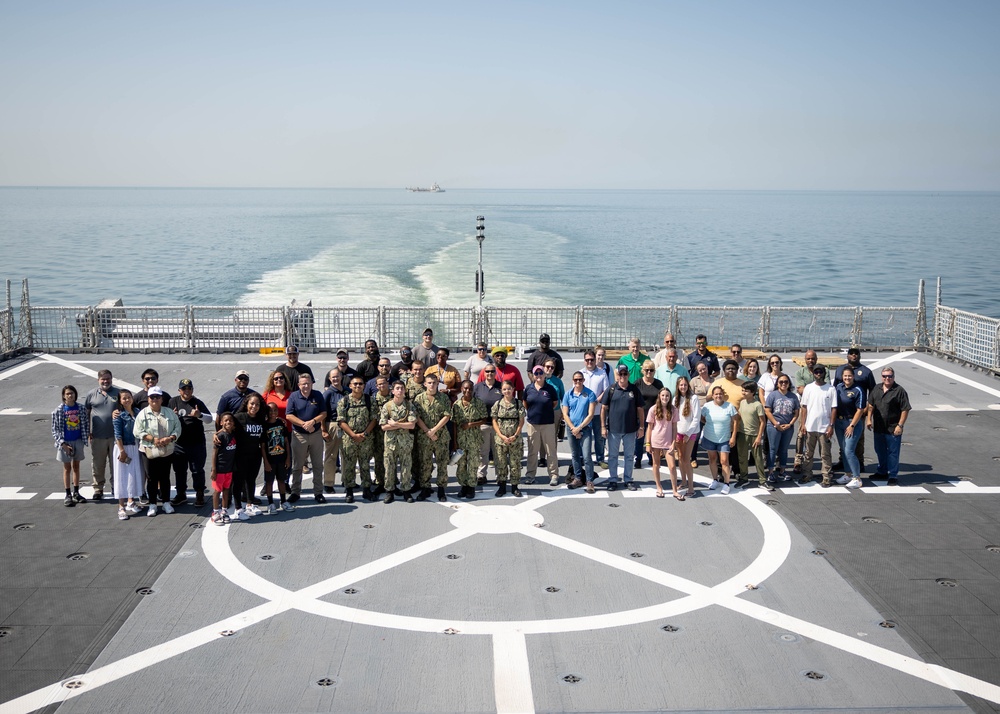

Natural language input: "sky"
[1,0,999,190]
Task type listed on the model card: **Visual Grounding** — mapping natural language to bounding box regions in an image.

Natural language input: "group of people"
[50,328,912,521]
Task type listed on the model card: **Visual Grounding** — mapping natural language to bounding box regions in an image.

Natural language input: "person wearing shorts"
[211,413,238,525]
[52,385,89,507]
[700,386,738,494]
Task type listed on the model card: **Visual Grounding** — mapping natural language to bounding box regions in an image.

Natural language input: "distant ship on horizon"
[406,182,445,193]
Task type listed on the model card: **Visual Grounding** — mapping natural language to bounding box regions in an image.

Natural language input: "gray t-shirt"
[85,386,121,439]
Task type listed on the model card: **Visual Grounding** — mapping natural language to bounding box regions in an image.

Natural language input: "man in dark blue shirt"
[601,365,646,491]
[523,366,560,486]
[216,370,259,422]
[285,373,327,503]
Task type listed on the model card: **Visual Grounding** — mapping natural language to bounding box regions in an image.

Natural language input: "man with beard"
[355,340,382,384]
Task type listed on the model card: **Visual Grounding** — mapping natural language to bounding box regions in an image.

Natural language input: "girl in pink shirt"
[646,388,680,500]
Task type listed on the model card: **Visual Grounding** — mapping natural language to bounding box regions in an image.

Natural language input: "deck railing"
[3,278,997,376]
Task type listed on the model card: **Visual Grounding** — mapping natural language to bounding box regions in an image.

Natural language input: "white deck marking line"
[722,597,1000,706]
[36,353,143,392]
[858,485,931,494]
[0,408,32,415]
[936,482,1000,494]
[868,352,915,370]
[0,601,283,714]
[908,356,1000,399]
[0,487,36,500]
[8,477,999,712]
[0,360,40,381]
[926,405,979,411]
[493,632,535,714]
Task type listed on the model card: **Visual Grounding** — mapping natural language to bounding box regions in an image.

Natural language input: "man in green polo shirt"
[615,337,650,384]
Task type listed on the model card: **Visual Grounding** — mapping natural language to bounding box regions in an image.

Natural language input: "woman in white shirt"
[672,376,701,499]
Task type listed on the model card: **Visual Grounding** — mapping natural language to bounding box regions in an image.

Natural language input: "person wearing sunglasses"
[561,371,596,490]
[866,367,910,486]
[833,347,877,473]
[463,342,494,382]
[581,349,610,469]
[764,375,800,487]
[652,331,687,369]
[217,370,259,421]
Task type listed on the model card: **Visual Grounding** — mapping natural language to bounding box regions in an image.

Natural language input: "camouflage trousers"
[383,444,413,492]
[417,434,450,488]
[493,435,522,485]
[454,425,483,487]
[341,438,373,489]
[372,431,385,488]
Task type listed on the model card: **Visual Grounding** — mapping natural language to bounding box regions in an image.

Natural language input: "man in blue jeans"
[600,365,645,492]
[867,366,911,486]
[561,371,597,491]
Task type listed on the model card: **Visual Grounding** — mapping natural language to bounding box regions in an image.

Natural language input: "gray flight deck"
[1,349,999,713]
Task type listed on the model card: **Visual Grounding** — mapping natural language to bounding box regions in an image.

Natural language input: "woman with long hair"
[673,376,700,498]
[645,388,680,499]
[113,389,143,520]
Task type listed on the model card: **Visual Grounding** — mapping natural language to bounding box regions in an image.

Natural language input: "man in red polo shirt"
[478,347,524,399]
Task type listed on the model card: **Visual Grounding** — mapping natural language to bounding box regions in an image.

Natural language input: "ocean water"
[2,188,998,316]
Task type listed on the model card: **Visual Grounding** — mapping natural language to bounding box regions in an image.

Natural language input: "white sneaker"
[245,504,261,517]
[708,479,718,490]
[449,449,464,466]
[835,475,850,485]
[721,483,731,495]
[162,501,175,514]
[147,504,157,517]
[549,478,560,487]
[846,477,863,489]
[125,502,141,514]
[237,508,250,521]
[281,501,295,512]
[267,503,277,514]
[211,509,223,525]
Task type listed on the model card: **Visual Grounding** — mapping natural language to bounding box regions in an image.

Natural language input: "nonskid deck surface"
[0,350,998,713]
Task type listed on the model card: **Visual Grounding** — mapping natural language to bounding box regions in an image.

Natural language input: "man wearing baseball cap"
[217,370,259,420]
[527,333,564,378]
[169,379,213,507]
[478,346,524,398]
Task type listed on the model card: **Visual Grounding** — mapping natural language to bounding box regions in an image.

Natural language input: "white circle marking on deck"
[201,489,791,636]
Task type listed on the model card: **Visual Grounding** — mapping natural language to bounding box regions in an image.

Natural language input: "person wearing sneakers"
[561,371,596,490]
[210,413,238,525]
[799,364,838,487]
[834,369,867,489]
[700,386,738,494]
[133,387,181,517]
[112,389,142,520]
[52,385,89,507]
[232,393,267,519]
[601,364,646,492]
[262,402,293,512]
[523,365,560,486]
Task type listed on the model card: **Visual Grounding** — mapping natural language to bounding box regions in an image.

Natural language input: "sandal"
[673,492,686,501]
[117,507,129,521]
[655,491,665,498]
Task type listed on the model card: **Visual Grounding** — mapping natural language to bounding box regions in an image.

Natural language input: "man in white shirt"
[581,349,610,467]
[798,364,838,487]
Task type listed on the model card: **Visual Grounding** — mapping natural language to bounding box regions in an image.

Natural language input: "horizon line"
[2,185,998,193]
